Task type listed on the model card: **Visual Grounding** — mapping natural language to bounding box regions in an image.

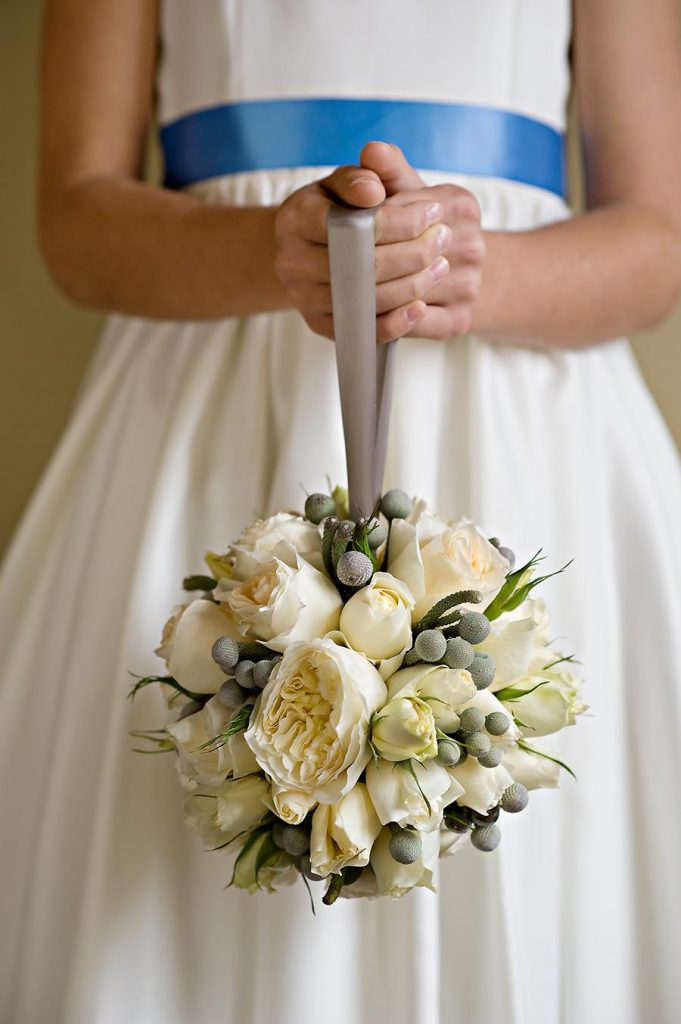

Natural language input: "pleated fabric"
[2,2,681,1022]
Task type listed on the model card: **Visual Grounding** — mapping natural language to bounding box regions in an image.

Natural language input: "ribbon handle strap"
[327,204,395,520]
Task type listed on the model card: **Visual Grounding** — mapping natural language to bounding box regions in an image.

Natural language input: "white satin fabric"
[3,3,681,1023]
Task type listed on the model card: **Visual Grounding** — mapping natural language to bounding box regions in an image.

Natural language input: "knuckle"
[456,270,481,302]
[448,306,473,337]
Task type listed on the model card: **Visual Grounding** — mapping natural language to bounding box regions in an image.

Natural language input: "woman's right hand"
[273,165,452,342]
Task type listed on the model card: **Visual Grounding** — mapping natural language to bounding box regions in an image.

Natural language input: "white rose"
[371,694,438,762]
[450,757,514,814]
[479,598,551,689]
[164,599,237,694]
[387,663,476,732]
[502,742,561,789]
[227,729,261,779]
[229,512,322,580]
[440,829,469,858]
[389,507,509,620]
[371,826,440,898]
[499,667,587,738]
[268,788,318,826]
[214,553,342,653]
[337,867,381,900]
[182,774,270,849]
[457,689,521,750]
[232,831,297,893]
[310,784,382,878]
[245,638,386,810]
[339,572,415,661]
[166,695,234,785]
[366,757,463,832]
[155,603,188,663]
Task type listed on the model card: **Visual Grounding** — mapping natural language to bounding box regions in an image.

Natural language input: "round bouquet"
[131,485,586,906]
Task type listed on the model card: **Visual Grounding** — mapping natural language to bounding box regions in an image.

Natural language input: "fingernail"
[406,303,424,324]
[426,202,444,225]
[431,256,449,281]
[436,224,452,249]
[368,140,391,150]
[351,176,382,189]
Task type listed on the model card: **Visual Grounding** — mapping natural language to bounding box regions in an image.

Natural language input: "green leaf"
[300,870,317,916]
[415,590,482,633]
[197,703,255,752]
[182,574,217,592]
[322,873,345,906]
[254,833,282,888]
[501,560,573,615]
[510,715,535,731]
[542,653,580,671]
[495,680,550,702]
[483,550,544,621]
[129,728,175,754]
[398,759,432,815]
[127,672,208,705]
[517,740,577,781]
[230,825,271,887]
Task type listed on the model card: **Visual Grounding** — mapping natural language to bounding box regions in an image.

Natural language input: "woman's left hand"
[361,141,486,341]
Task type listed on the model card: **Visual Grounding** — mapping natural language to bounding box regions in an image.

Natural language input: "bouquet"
[130,485,586,906]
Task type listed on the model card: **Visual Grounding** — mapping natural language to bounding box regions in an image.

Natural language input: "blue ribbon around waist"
[161,97,566,198]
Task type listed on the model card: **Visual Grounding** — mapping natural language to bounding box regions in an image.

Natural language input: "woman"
[2,0,681,1022]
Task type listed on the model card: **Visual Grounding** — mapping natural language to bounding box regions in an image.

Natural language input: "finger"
[318,164,386,208]
[374,199,444,244]
[402,304,473,342]
[375,223,452,281]
[305,301,427,343]
[375,258,450,314]
[360,141,425,195]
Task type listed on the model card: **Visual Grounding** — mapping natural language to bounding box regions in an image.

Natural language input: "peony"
[499,669,587,737]
[309,784,382,878]
[228,512,322,580]
[502,742,561,789]
[388,503,509,620]
[214,553,341,653]
[339,572,415,661]
[387,663,476,732]
[366,757,463,832]
[244,639,386,821]
[371,826,440,898]
[158,599,237,694]
[166,695,234,785]
[371,694,438,762]
[450,757,515,814]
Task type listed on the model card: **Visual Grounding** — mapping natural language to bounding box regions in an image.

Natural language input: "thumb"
[359,141,425,195]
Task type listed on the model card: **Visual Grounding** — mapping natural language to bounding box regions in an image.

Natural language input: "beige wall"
[1,2,680,558]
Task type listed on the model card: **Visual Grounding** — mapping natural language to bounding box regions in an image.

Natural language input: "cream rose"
[229,512,322,580]
[182,774,269,849]
[232,831,297,893]
[366,757,463,832]
[339,573,415,662]
[389,505,509,620]
[167,695,235,785]
[450,757,515,814]
[502,742,561,789]
[309,784,382,878]
[387,663,476,732]
[500,669,587,737]
[370,826,440,898]
[244,639,386,816]
[371,694,438,762]
[214,552,341,653]
[161,599,237,694]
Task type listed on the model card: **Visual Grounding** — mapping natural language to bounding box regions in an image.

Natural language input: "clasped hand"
[274,141,485,342]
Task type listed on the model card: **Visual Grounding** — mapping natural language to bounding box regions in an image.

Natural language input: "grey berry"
[471,824,501,852]
[218,679,246,709]
[298,855,322,881]
[336,550,373,587]
[380,489,412,520]
[485,711,510,736]
[477,747,503,768]
[367,521,387,550]
[211,635,239,672]
[465,731,491,757]
[272,821,287,849]
[389,828,422,864]
[178,699,203,720]
[436,738,461,767]
[234,659,256,689]
[441,636,475,670]
[501,783,529,813]
[402,648,421,667]
[498,546,516,569]
[281,825,311,857]
[305,492,336,524]
[488,537,502,548]
[253,659,275,689]
[459,707,485,734]
[414,629,447,663]
[457,612,491,645]
[469,652,496,690]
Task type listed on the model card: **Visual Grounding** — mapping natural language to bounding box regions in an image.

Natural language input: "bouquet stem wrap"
[327,205,397,521]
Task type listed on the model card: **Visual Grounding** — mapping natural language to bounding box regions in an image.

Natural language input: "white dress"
[2,2,681,1022]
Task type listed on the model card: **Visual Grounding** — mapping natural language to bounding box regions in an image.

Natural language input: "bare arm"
[472,0,681,347]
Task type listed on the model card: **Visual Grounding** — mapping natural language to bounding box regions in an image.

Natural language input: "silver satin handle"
[327,204,396,520]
